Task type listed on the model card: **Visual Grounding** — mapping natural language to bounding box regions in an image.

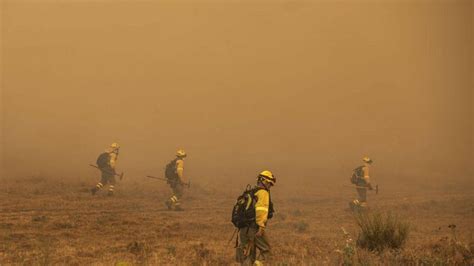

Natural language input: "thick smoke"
[1,1,472,188]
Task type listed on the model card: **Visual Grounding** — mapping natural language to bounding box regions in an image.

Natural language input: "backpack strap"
[354,166,364,177]
[228,228,239,247]
[253,187,270,198]
[235,228,240,248]
[172,158,178,166]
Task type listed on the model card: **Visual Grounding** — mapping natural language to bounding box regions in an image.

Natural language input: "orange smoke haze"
[1,0,472,188]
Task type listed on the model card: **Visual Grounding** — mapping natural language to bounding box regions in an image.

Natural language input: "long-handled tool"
[89,164,124,180]
[344,184,379,194]
[146,175,190,188]
[146,175,168,182]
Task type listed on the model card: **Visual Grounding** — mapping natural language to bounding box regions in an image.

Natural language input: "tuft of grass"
[38,237,54,266]
[278,213,287,221]
[127,241,144,255]
[192,242,211,260]
[166,245,176,257]
[355,211,410,252]
[340,227,356,266]
[291,209,303,217]
[295,221,309,233]
[425,226,473,265]
[127,240,151,264]
[52,221,74,229]
[32,215,48,222]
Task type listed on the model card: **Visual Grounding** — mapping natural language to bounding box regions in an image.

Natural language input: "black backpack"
[351,166,364,184]
[96,152,110,168]
[164,159,178,180]
[231,185,274,228]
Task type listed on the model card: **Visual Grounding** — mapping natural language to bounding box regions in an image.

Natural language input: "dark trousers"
[93,168,116,193]
[168,182,184,207]
[236,225,271,265]
[356,187,367,202]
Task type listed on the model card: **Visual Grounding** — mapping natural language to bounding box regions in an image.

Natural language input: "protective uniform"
[350,157,373,210]
[91,143,120,196]
[237,171,275,266]
[165,149,187,211]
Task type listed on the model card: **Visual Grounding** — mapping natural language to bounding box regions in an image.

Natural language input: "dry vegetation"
[0,176,473,265]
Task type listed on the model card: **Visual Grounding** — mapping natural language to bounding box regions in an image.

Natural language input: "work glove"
[256,227,265,237]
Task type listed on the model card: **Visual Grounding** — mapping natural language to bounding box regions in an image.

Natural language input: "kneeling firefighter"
[232,170,276,266]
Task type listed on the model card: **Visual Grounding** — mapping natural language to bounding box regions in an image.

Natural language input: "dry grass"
[355,211,410,252]
[0,176,473,265]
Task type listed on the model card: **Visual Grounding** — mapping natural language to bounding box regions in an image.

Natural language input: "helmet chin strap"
[258,179,271,189]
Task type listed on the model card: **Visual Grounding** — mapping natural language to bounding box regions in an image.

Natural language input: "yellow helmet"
[258,170,276,185]
[106,142,120,153]
[111,142,120,149]
[363,156,373,164]
[176,149,187,158]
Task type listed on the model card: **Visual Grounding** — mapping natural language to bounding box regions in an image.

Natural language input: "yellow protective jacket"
[254,188,271,228]
[175,158,185,183]
[362,166,370,183]
[109,152,118,169]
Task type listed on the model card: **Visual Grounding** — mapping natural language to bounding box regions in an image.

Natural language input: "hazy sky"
[1,0,472,186]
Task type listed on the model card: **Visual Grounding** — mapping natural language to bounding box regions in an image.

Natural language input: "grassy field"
[0,176,473,265]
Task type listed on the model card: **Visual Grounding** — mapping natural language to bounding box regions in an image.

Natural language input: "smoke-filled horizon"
[1,1,472,188]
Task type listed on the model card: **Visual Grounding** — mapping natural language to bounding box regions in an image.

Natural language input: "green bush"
[355,211,410,252]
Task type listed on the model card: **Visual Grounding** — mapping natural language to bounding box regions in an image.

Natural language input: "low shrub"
[295,221,309,233]
[355,211,410,252]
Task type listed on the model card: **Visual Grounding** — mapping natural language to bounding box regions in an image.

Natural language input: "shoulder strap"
[253,186,268,192]
[253,187,270,201]
[353,166,364,176]
[168,158,177,167]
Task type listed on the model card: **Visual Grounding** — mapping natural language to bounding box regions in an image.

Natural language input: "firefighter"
[237,170,276,266]
[350,156,374,210]
[164,149,188,211]
[91,143,120,196]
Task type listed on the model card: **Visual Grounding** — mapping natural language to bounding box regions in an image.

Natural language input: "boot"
[91,187,98,195]
[165,200,172,210]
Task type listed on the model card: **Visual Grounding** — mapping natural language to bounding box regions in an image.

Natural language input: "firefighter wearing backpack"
[91,143,120,196]
[234,170,276,266]
[164,149,187,211]
[349,156,373,210]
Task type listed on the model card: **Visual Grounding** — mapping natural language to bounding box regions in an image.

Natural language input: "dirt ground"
[0,176,472,265]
